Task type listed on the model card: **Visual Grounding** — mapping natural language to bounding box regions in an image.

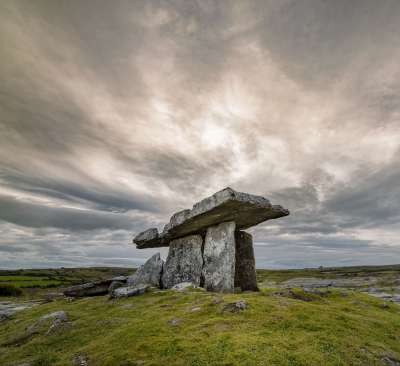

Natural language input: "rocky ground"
[0,265,399,366]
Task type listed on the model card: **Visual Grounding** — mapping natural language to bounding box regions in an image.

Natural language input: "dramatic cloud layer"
[1,0,399,269]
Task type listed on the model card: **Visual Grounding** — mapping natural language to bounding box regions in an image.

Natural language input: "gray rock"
[0,312,11,322]
[127,253,164,288]
[72,354,88,366]
[234,231,258,291]
[168,318,181,326]
[134,187,289,248]
[162,235,203,288]
[222,300,248,313]
[0,301,41,320]
[382,357,400,366]
[27,311,69,336]
[202,221,236,292]
[111,276,128,282]
[110,284,150,298]
[41,311,69,322]
[63,280,112,297]
[108,281,125,293]
[171,282,198,291]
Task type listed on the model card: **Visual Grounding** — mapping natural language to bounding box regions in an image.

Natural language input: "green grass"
[0,268,134,291]
[1,288,399,366]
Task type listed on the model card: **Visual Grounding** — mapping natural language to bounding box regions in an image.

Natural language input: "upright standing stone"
[127,253,164,288]
[202,221,236,292]
[162,235,203,288]
[234,231,258,291]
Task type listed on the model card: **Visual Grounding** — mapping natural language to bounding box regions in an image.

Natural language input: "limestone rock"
[111,284,150,298]
[222,300,248,313]
[27,311,70,336]
[127,253,164,288]
[202,221,236,292]
[63,280,112,297]
[234,231,258,291]
[111,276,128,282]
[108,281,125,294]
[162,235,203,288]
[134,187,289,248]
[171,282,198,291]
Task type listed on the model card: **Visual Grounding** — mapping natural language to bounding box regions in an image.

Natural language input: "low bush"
[0,284,23,296]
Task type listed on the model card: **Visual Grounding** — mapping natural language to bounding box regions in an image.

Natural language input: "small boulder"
[110,284,150,299]
[72,354,89,366]
[222,300,247,313]
[27,311,69,336]
[127,253,164,288]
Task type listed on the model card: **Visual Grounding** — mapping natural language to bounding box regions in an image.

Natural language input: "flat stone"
[134,187,289,248]
[127,253,164,288]
[110,284,150,298]
[234,231,258,291]
[63,280,112,297]
[171,282,198,291]
[202,221,236,292]
[162,235,203,288]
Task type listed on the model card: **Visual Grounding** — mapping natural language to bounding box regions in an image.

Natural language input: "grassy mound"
[1,288,399,366]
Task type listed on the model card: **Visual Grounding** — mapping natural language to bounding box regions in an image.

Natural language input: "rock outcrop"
[64,280,115,298]
[133,187,289,293]
[162,235,203,288]
[127,253,164,288]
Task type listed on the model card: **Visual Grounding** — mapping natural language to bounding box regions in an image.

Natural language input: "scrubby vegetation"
[0,284,22,297]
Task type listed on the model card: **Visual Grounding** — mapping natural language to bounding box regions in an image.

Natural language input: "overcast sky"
[1,0,400,269]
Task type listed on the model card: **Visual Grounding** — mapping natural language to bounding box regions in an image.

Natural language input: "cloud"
[0,0,399,268]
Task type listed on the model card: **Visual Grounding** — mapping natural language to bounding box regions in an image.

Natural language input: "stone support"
[162,235,203,288]
[234,231,258,291]
[202,221,236,292]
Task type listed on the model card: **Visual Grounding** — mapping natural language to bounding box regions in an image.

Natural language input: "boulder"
[134,187,289,248]
[222,300,248,313]
[108,281,125,293]
[202,221,236,292]
[63,280,112,297]
[162,235,203,288]
[171,282,198,291]
[110,284,150,298]
[27,311,70,336]
[127,253,164,288]
[234,231,258,291]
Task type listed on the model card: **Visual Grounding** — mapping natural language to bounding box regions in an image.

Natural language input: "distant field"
[0,267,134,291]
[1,264,399,291]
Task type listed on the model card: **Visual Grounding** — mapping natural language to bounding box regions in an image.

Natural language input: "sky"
[1,0,400,269]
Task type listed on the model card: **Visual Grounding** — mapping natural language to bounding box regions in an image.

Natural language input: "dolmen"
[133,187,289,293]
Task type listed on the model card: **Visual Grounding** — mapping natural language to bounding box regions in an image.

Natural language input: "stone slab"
[234,231,258,291]
[127,253,164,288]
[134,187,289,248]
[161,235,203,288]
[202,221,236,292]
